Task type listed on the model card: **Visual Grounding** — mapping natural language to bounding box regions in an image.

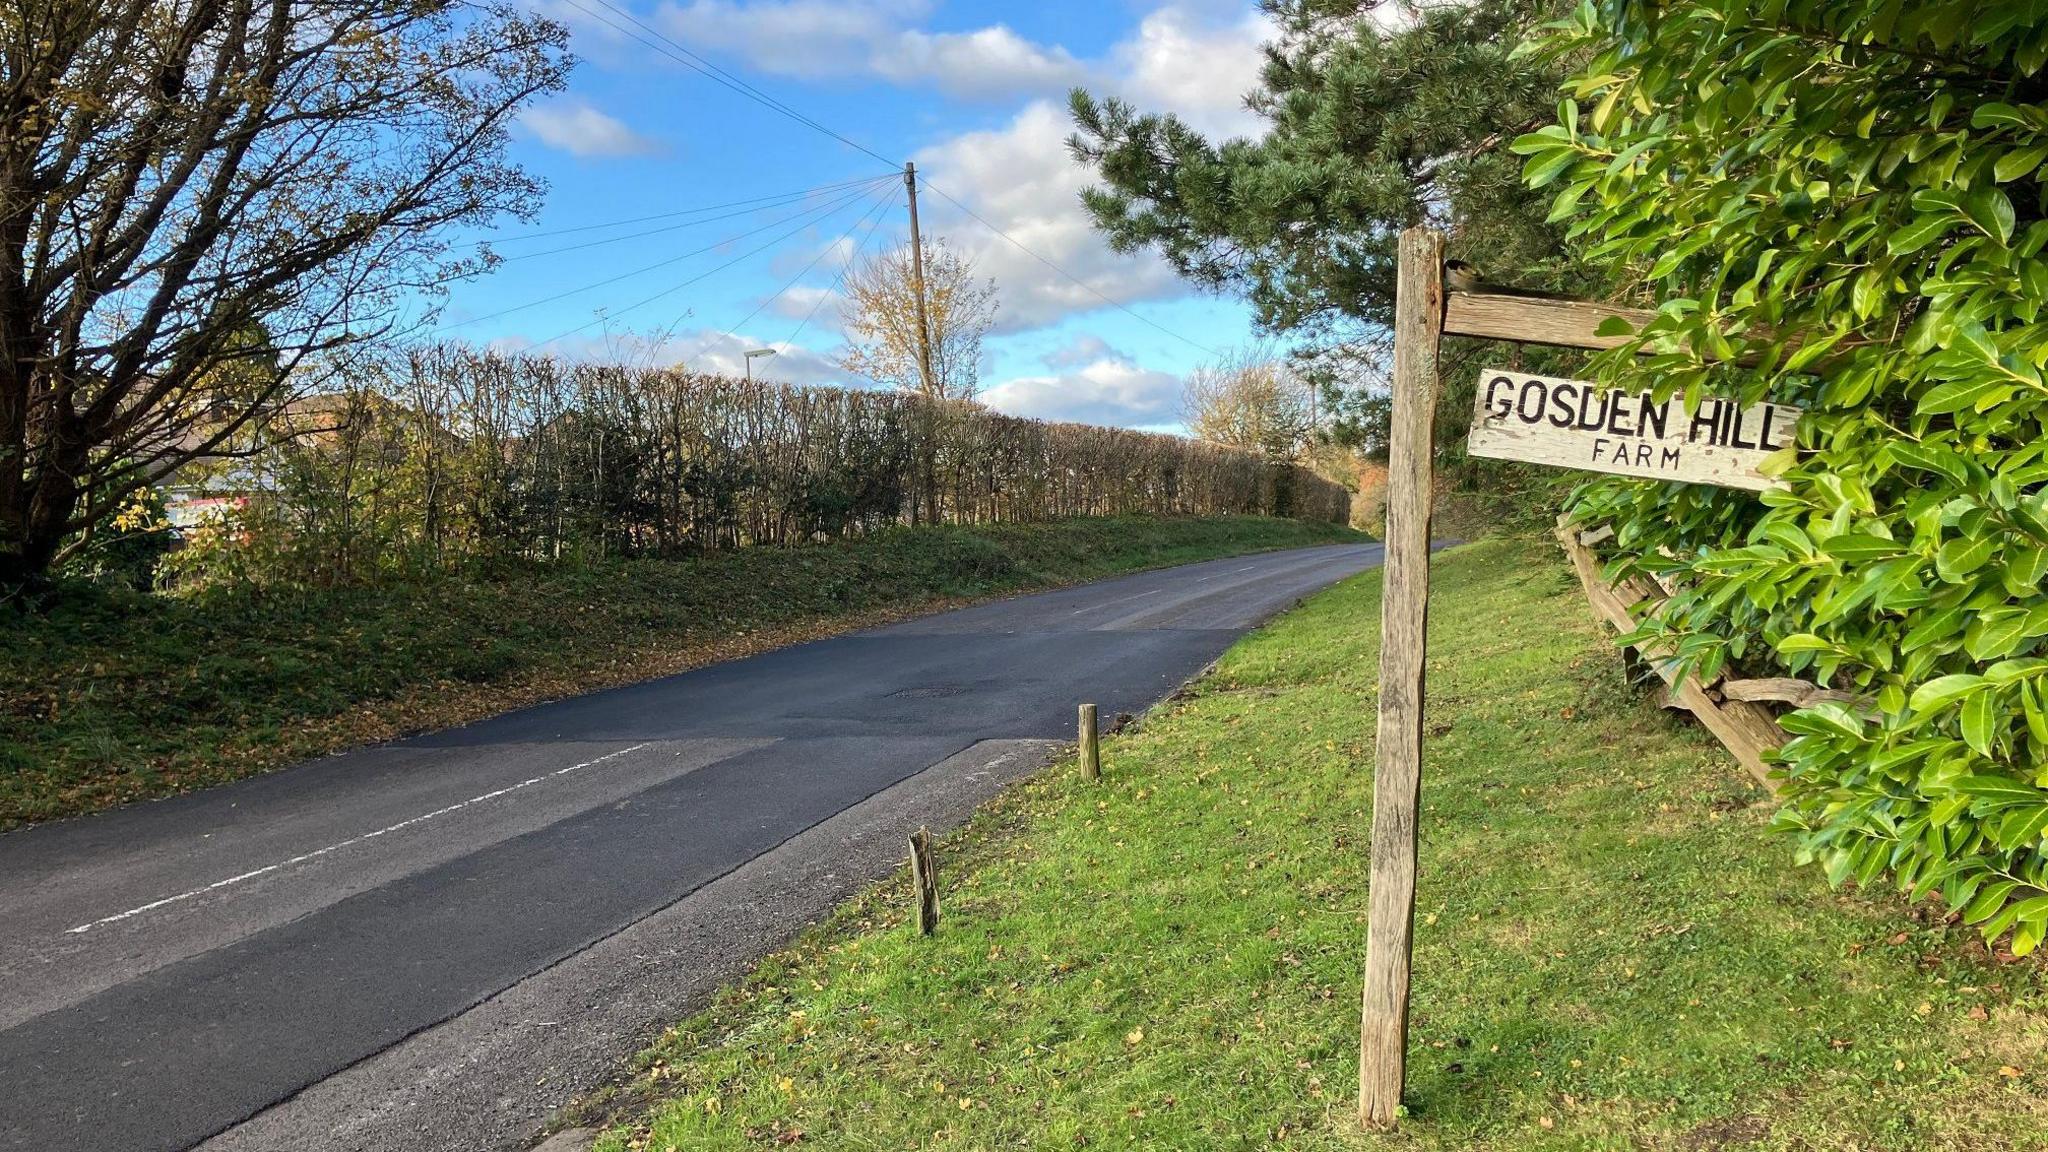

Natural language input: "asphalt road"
[0,542,1384,1152]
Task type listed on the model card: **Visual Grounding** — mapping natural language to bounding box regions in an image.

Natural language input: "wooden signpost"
[1359,226,1798,1127]
[1358,227,1442,1128]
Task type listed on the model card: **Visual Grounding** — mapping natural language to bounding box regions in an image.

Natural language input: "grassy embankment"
[585,536,2048,1152]
[2,515,1357,828]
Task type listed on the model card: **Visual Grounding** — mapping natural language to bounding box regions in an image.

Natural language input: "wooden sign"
[1464,369,1798,491]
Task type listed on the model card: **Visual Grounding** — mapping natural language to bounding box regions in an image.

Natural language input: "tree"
[1181,349,1316,461]
[0,1,572,588]
[837,237,998,401]
[1067,0,1585,451]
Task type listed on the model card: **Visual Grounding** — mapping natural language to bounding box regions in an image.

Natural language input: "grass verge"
[1,515,1357,828]
[587,536,2048,1152]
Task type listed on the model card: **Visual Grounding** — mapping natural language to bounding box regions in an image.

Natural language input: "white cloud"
[880,26,1087,98]
[913,101,1187,332]
[643,0,1266,115]
[1041,333,1120,370]
[521,99,664,157]
[656,0,900,73]
[768,282,845,326]
[897,4,1271,332]
[981,358,1183,427]
[1109,2,1271,139]
[672,329,846,382]
[654,0,1085,100]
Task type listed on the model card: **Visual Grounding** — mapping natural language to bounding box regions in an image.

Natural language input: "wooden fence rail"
[1553,517,1787,794]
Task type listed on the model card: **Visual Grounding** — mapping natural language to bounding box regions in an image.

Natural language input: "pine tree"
[1068,0,1584,451]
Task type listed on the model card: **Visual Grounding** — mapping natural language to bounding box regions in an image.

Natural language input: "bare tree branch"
[0,0,571,586]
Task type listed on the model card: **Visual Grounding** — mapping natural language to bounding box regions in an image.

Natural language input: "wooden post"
[908,827,938,935]
[903,162,938,396]
[1079,702,1100,781]
[1360,225,1444,1128]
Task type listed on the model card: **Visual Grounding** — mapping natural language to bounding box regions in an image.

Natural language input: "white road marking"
[64,743,652,935]
[1192,559,1273,584]
[1068,587,1161,615]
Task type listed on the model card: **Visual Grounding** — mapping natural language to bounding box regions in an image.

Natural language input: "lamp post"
[744,347,777,381]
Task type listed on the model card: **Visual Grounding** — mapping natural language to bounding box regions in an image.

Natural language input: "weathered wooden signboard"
[1464,369,1799,491]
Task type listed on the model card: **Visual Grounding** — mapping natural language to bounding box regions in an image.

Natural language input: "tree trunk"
[2,393,86,587]
[2,472,79,588]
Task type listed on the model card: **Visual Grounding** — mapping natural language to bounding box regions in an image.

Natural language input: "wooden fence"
[1553,517,1791,793]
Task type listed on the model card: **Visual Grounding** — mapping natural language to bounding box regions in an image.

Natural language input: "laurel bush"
[1514,0,2048,952]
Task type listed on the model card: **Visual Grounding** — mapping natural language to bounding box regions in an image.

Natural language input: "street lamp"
[744,347,777,381]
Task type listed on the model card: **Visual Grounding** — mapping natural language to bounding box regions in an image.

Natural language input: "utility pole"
[903,161,938,398]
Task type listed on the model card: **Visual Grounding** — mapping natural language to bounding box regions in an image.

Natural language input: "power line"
[436,182,878,334]
[671,184,897,369]
[918,178,1224,359]
[527,180,888,350]
[563,0,899,168]
[480,173,897,244]
[491,175,898,264]
[777,183,896,354]
[717,185,896,350]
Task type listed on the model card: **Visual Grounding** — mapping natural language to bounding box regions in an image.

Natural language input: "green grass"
[586,536,2048,1152]
[1,515,1357,828]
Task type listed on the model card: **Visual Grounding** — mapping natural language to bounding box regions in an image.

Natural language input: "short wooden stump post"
[908,826,938,935]
[1079,703,1101,781]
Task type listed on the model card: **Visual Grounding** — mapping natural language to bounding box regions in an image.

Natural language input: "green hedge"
[1514,1,2048,952]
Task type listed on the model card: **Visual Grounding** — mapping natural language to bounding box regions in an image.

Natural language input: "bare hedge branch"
[174,345,1349,585]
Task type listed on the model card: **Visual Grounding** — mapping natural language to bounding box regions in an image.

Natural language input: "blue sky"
[430,0,1279,431]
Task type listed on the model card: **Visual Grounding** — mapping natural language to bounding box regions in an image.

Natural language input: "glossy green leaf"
[1910,674,1988,714]
[1935,534,1994,582]
[1886,213,1955,255]
[1962,688,1999,756]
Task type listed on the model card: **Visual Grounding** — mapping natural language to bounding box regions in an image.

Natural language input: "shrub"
[60,486,174,590]
[1517,2,2048,951]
